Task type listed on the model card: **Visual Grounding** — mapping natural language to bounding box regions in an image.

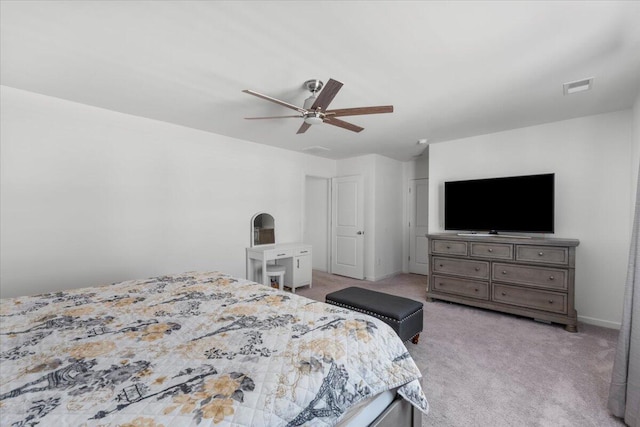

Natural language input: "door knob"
[357,231,364,235]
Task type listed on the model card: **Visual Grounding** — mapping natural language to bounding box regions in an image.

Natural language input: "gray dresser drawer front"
[433,276,489,300]
[432,240,467,256]
[516,245,569,265]
[433,257,489,279]
[493,284,567,314]
[493,263,567,290]
[470,242,513,259]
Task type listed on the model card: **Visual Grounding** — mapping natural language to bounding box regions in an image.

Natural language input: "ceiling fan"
[242,78,393,134]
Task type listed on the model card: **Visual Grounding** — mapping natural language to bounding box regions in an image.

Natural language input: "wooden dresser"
[427,234,580,331]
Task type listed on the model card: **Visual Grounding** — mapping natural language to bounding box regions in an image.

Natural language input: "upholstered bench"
[325,287,423,344]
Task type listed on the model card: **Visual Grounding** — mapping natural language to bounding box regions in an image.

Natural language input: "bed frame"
[370,396,421,427]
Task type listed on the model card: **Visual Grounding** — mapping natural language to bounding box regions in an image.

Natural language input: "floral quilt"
[0,271,428,426]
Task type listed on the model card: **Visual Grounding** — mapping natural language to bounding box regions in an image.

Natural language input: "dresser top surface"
[428,233,579,247]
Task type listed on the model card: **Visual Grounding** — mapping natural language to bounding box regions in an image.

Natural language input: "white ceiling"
[2,1,640,162]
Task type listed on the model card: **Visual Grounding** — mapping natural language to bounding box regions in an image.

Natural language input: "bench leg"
[411,334,420,345]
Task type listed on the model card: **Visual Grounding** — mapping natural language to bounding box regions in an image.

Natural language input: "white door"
[409,179,429,275]
[331,175,364,279]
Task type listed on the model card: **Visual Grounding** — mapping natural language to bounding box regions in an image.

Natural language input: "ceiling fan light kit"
[243,78,393,134]
[304,113,324,125]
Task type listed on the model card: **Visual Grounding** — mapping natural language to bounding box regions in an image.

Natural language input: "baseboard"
[366,271,403,282]
[578,315,621,330]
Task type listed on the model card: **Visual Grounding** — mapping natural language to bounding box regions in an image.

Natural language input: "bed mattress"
[0,271,428,426]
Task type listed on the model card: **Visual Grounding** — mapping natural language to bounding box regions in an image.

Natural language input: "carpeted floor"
[295,270,624,427]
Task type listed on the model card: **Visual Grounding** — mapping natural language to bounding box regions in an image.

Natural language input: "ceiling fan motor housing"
[303,95,317,110]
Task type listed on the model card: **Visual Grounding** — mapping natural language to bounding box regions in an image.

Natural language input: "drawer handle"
[446,246,451,249]
[548,299,554,304]
[475,267,480,271]
[277,253,286,256]
[549,276,555,281]
[488,248,493,252]
[439,264,444,268]
[299,250,308,254]
[502,270,507,275]
[501,292,506,296]
[474,288,479,292]
[538,252,544,256]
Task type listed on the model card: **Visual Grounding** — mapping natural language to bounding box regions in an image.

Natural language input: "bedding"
[0,271,428,426]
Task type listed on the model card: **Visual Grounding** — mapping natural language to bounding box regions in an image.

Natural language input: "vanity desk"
[246,243,312,293]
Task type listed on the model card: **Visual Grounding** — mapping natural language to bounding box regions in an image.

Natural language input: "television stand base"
[457,233,532,239]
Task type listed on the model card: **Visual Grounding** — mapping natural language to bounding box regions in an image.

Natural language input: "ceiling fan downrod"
[303,79,323,111]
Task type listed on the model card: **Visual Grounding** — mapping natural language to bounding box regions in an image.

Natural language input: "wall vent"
[302,146,331,152]
[563,78,593,95]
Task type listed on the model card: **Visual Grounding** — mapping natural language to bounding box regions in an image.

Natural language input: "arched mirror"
[251,213,275,246]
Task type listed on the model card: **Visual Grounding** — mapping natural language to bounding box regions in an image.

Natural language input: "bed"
[0,271,428,426]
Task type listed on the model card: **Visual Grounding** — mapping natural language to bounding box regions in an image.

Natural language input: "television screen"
[444,173,554,234]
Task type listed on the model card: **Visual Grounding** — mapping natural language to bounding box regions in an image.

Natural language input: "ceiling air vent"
[563,78,593,95]
[302,146,331,153]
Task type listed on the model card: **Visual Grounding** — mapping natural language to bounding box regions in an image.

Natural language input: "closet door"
[331,175,364,279]
[409,178,429,275]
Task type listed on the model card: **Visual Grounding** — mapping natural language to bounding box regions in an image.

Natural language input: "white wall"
[0,86,335,298]
[429,110,633,328]
[373,155,404,280]
[402,150,429,272]
[632,91,640,211]
[304,176,330,271]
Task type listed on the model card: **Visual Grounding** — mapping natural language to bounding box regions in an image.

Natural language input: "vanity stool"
[325,287,423,344]
[265,264,286,291]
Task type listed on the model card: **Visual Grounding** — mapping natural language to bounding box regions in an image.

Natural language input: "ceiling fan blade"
[310,78,343,111]
[323,117,364,133]
[297,122,312,134]
[325,105,394,117]
[245,115,302,120]
[242,89,306,113]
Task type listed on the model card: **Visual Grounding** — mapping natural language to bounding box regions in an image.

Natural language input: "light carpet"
[295,270,624,427]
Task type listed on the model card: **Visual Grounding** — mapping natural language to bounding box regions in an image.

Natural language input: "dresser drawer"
[470,242,513,260]
[264,248,293,259]
[493,263,567,291]
[493,284,567,314]
[433,257,489,279]
[432,240,467,256]
[516,245,569,265]
[432,276,489,300]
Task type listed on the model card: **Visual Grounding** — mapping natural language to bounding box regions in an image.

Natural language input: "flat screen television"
[444,173,554,234]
